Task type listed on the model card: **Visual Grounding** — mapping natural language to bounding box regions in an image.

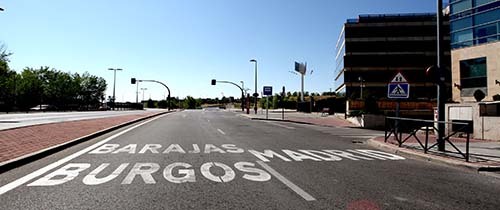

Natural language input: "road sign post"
[263,86,273,119]
[282,86,285,120]
[388,72,410,136]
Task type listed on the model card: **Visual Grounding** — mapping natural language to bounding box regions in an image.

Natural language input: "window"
[473,8,500,25]
[474,23,497,38]
[460,57,487,96]
[451,17,473,31]
[474,0,496,7]
[452,0,473,13]
[452,29,473,43]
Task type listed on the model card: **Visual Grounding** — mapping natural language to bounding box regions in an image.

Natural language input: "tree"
[184,96,197,109]
[0,44,16,111]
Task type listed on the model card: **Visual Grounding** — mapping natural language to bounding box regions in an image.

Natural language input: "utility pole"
[108,68,122,110]
[250,59,258,114]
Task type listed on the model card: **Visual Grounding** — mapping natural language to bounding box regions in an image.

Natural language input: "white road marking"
[266,121,295,130]
[256,161,316,201]
[217,128,226,135]
[0,115,165,195]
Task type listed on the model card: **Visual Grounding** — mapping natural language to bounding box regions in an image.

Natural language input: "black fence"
[385,117,471,162]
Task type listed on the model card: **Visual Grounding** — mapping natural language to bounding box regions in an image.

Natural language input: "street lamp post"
[108,68,122,110]
[250,59,258,114]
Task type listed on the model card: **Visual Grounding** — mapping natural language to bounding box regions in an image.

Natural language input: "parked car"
[30,104,58,111]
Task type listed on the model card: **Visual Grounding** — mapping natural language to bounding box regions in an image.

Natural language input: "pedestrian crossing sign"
[388,83,410,99]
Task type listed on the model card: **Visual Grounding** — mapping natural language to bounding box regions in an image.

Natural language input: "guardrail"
[384,117,471,162]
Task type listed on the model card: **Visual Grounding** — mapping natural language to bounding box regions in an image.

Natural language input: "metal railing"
[384,117,471,162]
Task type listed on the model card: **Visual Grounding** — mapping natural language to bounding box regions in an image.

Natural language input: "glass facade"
[460,57,487,96]
[450,0,500,49]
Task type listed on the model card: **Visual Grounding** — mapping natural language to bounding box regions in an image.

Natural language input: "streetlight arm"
[216,81,244,92]
[138,80,170,96]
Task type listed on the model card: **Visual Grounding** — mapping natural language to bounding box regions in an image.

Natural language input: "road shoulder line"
[0,111,171,173]
[0,114,166,195]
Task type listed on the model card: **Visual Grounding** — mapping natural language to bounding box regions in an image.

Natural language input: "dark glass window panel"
[452,29,473,43]
[474,0,496,7]
[451,0,472,13]
[474,8,500,25]
[451,17,473,31]
[474,23,497,38]
[460,57,487,89]
[476,35,498,44]
[475,1,500,13]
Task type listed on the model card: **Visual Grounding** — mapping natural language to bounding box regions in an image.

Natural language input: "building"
[446,0,500,140]
[449,0,499,102]
[334,13,451,115]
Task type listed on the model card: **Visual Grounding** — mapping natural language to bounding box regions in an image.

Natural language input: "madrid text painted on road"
[24,143,404,187]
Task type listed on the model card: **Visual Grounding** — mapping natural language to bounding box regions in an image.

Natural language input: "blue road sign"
[388,83,410,99]
[263,86,273,96]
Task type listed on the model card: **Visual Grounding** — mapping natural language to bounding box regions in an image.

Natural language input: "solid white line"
[217,128,226,135]
[0,115,165,195]
[256,161,316,201]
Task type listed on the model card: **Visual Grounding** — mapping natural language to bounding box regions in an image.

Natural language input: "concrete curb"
[250,117,316,125]
[366,138,500,172]
[0,111,172,173]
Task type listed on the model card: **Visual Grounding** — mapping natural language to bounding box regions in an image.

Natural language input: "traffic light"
[211,79,216,85]
[131,78,136,84]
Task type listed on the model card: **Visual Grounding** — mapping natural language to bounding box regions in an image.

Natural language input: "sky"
[1,0,439,102]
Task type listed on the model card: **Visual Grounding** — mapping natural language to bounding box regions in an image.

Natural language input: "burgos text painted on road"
[27,144,405,187]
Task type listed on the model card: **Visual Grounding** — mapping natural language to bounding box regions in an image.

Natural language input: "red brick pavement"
[0,112,164,164]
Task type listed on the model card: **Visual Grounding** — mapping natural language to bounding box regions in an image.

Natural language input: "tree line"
[0,45,107,112]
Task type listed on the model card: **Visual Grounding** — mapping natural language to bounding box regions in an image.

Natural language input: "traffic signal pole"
[437,0,446,151]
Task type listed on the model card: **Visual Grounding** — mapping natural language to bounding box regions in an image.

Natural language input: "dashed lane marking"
[217,129,226,135]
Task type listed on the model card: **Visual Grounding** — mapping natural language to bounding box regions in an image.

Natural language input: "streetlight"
[358,76,365,99]
[141,88,147,101]
[108,68,122,110]
[250,59,258,114]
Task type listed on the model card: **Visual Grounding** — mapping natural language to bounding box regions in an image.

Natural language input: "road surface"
[1,109,499,209]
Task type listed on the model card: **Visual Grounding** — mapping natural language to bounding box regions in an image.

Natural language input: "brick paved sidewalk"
[240,111,356,128]
[0,111,166,165]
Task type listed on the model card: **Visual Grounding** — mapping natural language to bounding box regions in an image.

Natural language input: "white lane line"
[217,128,226,135]
[0,115,165,195]
[256,161,316,201]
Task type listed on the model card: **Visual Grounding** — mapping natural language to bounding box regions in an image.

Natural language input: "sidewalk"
[238,109,356,128]
[369,134,500,170]
[237,109,500,171]
[0,110,169,170]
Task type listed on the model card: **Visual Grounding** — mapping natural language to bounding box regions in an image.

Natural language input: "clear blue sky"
[1,0,440,101]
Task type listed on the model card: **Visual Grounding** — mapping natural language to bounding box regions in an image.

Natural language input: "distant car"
[30,104,58,111]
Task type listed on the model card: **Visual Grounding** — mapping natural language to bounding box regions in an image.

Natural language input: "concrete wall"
[451,41,500,102]
[346,114,385,129]
[445,103,500,140]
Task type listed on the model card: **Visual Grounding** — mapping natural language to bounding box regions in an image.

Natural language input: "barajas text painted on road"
[26,144,405,187]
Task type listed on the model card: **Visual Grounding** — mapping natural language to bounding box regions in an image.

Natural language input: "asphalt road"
[1,109,499,210]
[0,109,161,130]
